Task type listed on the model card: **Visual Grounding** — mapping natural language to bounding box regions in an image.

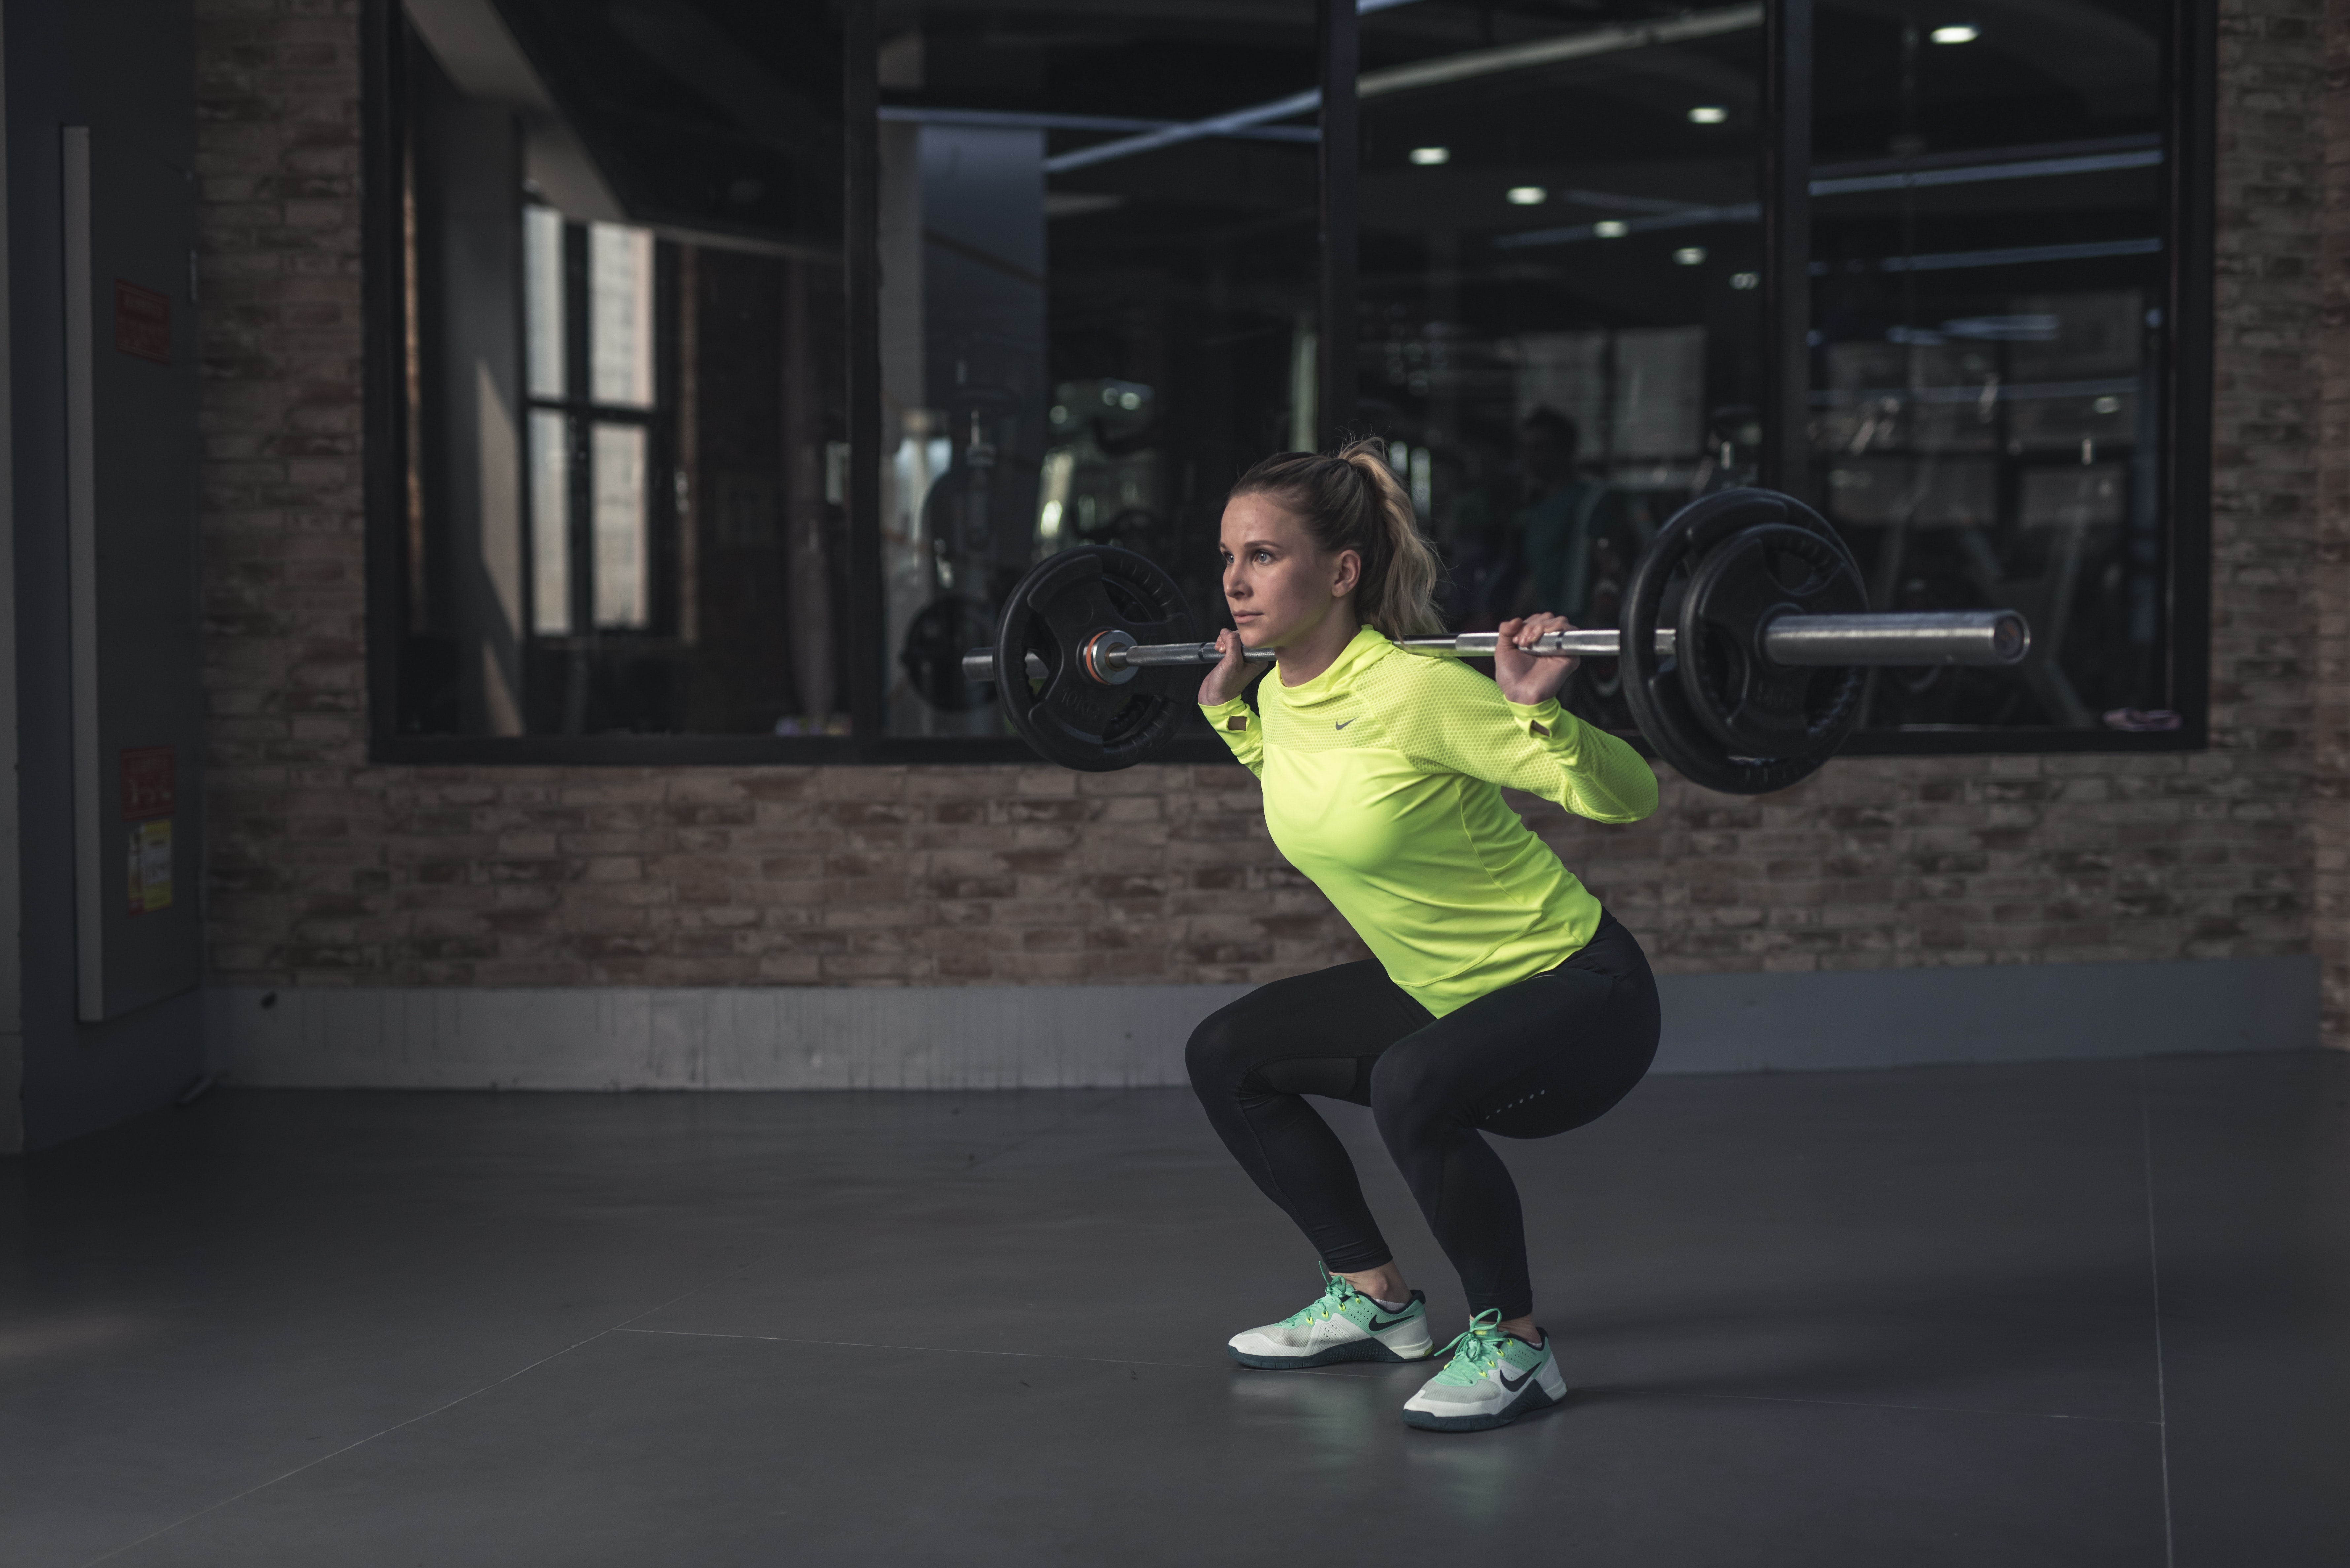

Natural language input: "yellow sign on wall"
[127,819,172,915]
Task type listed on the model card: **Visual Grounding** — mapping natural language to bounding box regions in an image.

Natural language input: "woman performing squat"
[1186,441,1661,1433]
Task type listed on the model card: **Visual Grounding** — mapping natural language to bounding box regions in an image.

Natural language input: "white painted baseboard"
[205,983,1254,1091]
[206,955,2318,1092]
[1654,954,2317,1073]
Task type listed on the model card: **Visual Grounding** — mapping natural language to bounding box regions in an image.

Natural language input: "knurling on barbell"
[967,490,2029,793]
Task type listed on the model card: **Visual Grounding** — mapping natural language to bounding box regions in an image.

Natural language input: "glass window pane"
[591,421,649,630]
[1358,4,1765,732]
[529,409,572,635]
[590,222,655,408]
[523,204,565,400]
[1813,1,2171,731]
[877,4,1320,738]
[397,1,846,737]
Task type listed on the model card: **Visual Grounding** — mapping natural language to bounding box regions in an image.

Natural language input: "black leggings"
[1185,912,1660,1321]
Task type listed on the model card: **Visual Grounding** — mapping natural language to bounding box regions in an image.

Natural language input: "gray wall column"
[6,0,206,1150]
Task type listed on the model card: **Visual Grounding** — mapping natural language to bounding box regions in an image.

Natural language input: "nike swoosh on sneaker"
[1364,1311,1417,1332]
[1498,1364,1537,1391]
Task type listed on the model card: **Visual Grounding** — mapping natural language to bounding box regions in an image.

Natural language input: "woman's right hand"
[1199,628,1252,707]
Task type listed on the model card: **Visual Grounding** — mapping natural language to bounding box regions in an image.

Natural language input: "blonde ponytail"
[1229,438,1446,638]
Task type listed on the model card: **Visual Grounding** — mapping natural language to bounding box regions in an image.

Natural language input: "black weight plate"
[899,594,997,712]
[1677,523,1868,759]
[993,546,1196,772]
[1620,489,1846,796]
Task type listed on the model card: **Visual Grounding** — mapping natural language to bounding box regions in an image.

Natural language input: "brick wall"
[2312,0,2350,1042]
[195,0,2342,1040]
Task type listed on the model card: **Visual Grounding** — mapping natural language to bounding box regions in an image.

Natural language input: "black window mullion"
[842,0,884,752]
[2162,0,2215,744]
[1760,0,1813,502]
[1317,0,1359,447]
[564,220,594,636]
[651,240,678,641]
[364,0,406,747]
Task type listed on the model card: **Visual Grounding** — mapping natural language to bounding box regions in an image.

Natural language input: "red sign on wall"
[115,279,171,365]
[121,746,175,821]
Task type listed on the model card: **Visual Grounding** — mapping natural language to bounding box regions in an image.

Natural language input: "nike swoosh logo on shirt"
[1365,1311,1416,1332]
[1335,718,1356,729]
[1499,1365,1537,1392]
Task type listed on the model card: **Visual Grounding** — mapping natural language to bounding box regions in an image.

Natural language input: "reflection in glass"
[523,205,565,401]
[877,5,1320,737]
[1813,1,2171,730]
[589,222,655,409]
[1357,2,1766,732]
[395,0,2182,751]
[528,410,570,635]
[524,214,659,641]
[592,422,649,630]
[396,0,846,738]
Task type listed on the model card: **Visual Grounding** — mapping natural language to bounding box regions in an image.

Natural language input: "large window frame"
[362,0,2214,766]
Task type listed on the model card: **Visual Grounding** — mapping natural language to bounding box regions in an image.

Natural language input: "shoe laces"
[1429,1308,1511,1386]
[1278,1270,1358,1329]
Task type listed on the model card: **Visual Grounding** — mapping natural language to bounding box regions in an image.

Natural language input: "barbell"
[956,488,2031,794]
[961,615,2024,683]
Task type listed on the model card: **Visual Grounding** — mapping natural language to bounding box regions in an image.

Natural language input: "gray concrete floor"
[2,1053,2344,1566]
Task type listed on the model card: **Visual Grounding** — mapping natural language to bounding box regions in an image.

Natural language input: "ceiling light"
[1674,246,1706,265]
[1507,185,1546,205]
[1593,220,1628,238]
[1409,146,1450,166]
[1688,106,1728,125]
[1930,24,1978,43]
[1730,271,1760,290]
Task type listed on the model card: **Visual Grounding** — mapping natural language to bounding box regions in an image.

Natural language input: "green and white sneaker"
[1400,1309,1567,1432]
[1227,1270,1435,1369]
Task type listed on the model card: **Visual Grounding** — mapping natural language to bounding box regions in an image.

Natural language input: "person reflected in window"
[1428,445,1522,633]
[1510,408,1607,620]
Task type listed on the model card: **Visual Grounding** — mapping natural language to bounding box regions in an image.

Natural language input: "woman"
[1186,440,1661,1434]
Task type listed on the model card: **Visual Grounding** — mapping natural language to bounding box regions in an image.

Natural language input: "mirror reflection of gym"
[396,0,849,740]
[876,5,1321,739]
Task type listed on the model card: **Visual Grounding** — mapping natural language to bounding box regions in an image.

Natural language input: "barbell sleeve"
[958,609,2029,685]
[1756,610,2028,666]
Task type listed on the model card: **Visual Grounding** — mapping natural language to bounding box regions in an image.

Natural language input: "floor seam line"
[592,1089,1133,1333]
[68,1326,621,1568]
[2139,1058,2178,1568]
[58,1095,1132,1568]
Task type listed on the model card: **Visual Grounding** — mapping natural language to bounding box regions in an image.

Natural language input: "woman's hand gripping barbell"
[1493,614,1582,707]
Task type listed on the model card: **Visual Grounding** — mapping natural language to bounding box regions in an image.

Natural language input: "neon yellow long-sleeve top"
[1203,624,1657,1018]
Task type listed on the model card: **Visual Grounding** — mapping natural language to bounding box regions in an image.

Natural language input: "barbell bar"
[967,490,2037,788]
[958,609,2029,688]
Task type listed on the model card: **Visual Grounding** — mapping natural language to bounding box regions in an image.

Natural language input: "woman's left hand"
[1494,613,1579,707]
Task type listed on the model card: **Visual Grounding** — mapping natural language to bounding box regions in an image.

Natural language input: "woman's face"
[1218,493,1359,649]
